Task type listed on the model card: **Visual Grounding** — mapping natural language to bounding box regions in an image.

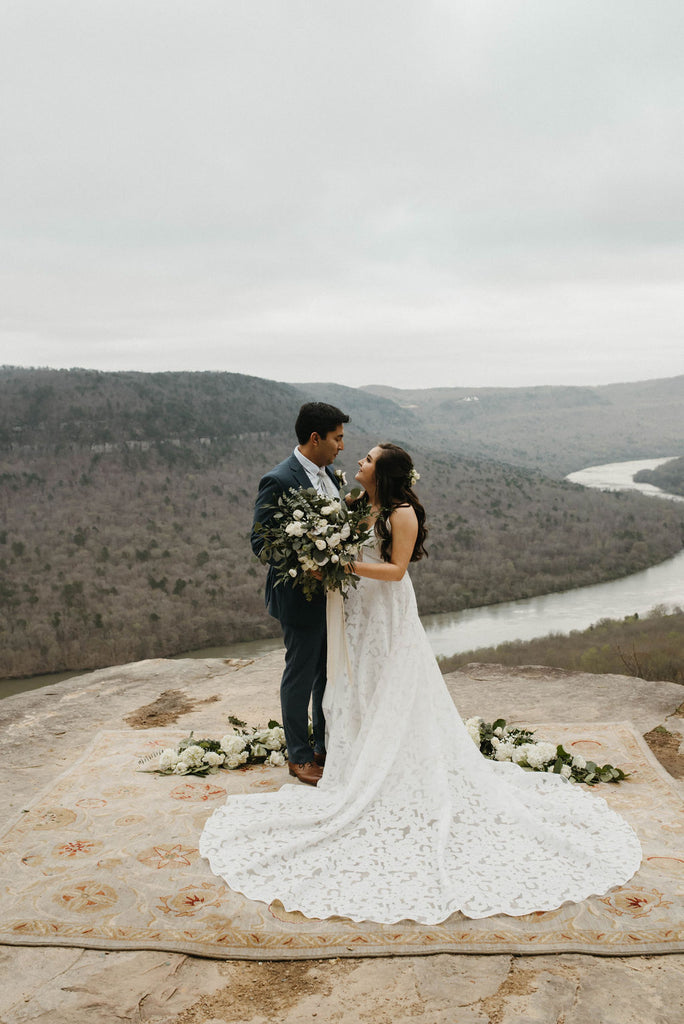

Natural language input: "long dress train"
[200,540,641,923]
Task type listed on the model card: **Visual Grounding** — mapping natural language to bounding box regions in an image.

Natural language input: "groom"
[251,402,350,786]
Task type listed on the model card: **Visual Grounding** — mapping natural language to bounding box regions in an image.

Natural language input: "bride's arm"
[352,506,418,582]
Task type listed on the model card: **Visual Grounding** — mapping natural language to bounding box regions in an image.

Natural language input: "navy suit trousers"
[280,617,327,765]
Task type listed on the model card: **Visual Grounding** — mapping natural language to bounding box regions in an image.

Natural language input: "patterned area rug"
[1,724,682,959]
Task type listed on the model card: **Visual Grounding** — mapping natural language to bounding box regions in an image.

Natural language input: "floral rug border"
[1,723,683,960]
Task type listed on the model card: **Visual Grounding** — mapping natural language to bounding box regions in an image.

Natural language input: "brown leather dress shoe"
[288,761,323,786]
[313,751,326,767]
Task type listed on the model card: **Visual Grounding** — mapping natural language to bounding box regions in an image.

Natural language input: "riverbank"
[1,652,683,1022]
[438,606,684,682]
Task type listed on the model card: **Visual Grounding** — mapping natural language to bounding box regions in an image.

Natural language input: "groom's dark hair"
[295,402,350,444]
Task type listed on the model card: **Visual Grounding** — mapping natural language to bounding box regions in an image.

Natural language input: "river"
[4,456,682,698]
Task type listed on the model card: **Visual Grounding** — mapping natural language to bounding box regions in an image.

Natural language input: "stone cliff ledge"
[1,654,683,1023]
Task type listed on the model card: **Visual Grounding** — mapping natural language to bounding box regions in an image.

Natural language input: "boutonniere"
[334,469,347,487]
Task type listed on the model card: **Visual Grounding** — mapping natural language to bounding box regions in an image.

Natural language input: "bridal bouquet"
[254,486,372,600]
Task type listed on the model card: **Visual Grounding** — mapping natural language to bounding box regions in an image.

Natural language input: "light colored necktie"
[316,468,328,495]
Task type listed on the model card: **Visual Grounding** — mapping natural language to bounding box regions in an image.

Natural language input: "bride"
[200,443,641,924]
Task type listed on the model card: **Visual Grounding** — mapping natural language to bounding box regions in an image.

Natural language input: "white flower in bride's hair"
[408,468,420,486]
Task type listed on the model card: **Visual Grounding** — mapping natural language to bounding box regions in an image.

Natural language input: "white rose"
[526,742,557,769]
[525,748,547,770]
[251,743,267,758]
[572,754,587,770]
[226,751,249,769]
[339,523,351,540]
[327,533,341,548]
[157,749,178,771]
[263,728,284,750]
[285,522,305,537]
[268,751,286,767]
[202,751,223,768]
[179,745,205,768]
[293,509,305,519]
[494,742,515,762]
[315,539,327,550]
[512,744,531,765]
[220,735,248,756]
[289,568,297,577]
[465,721,481,746]
[172,762,190,774]
[331,554,339,563]
[320,505,334,515]
[494,727,504,738]
[560,764,572,779]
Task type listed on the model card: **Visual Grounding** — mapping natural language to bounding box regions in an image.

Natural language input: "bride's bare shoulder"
[389,504,417,527]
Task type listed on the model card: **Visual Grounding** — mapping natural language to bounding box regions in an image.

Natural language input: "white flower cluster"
[463,716,627,786]
[465,717,483,746]
[257,486,371,600]
[148,725,288,777]
[465,717,572,779]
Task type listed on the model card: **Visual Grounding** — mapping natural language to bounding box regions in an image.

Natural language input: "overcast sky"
[2,0,683,390]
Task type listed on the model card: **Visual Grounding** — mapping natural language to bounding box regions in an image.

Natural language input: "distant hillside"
[1,367,683,679]
[0,367,305,446]
[634,456,684,497]
[362,377,684,476]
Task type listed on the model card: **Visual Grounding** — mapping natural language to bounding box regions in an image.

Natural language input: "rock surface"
[1,653,683,1024]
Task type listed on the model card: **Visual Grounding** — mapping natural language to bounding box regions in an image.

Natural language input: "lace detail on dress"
[200,540,641,923]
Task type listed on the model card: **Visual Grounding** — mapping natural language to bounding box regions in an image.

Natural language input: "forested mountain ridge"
[1,367,683,679]
[0,367,305,446]
[361,376,684,475]
[634,456,684,497]
[3,367,682,476]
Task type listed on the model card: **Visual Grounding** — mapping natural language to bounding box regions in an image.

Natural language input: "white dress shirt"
[293,447,338,497]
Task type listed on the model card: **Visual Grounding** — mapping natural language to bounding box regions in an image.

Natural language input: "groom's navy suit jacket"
[251,454,340,628]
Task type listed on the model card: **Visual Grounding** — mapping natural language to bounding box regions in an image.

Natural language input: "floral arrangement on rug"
[465,717,628,784]
[137,716,287,777]
[253,486,371,599]
[138,715,628,784]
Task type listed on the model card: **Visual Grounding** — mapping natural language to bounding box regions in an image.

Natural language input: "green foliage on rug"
[465,717,629,784]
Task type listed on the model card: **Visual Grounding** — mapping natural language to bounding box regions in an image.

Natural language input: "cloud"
[1,1,683,386]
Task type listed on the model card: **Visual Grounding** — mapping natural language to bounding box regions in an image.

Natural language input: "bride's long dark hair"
[373,443,428,564]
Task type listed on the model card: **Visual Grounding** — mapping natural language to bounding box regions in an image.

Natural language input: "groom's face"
[315,424,345,465]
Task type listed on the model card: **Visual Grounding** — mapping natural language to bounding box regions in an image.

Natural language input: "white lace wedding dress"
[200,539,642,923]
